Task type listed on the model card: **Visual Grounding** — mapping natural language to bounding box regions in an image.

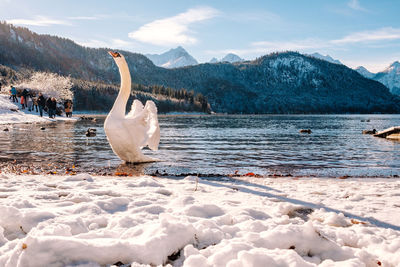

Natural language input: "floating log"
[373,126,400,139]
[387,133,400,140]
[362,129,376,135]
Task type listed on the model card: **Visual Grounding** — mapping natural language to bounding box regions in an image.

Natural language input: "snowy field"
[0,173,399,266]
[0,94,76,125]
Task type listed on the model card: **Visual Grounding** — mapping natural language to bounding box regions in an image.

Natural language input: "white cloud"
[77,38,133,49]
[251,39,327,51]
[332,27,400,44]
[206,27,400,61]
[205,39,329,58]
[128,6,219,46]
[347,0,367,11]
[7,16,71,27]
[67,16,99,20]
[77,39,109,48]
[111,39,132,48]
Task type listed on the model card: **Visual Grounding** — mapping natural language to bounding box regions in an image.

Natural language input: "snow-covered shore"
[0,173,399,266]
[0,94,76,125]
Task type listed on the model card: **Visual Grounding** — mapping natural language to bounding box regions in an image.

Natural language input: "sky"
[1,0,400,72]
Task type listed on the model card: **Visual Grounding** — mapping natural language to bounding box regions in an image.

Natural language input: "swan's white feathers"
[104,52,160,163]
[126,99,144,118]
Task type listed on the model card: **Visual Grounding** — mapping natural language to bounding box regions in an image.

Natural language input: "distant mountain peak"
[372,61,400,95]
[355,66,375,79]
[209,57,218,63]
[385,61,400,72]
[209,53,244,64]
[145,46,198,69]
[308,52,342,65]
[221,53,244,63]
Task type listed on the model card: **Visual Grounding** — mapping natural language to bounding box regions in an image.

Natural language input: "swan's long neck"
[109,59,131,118]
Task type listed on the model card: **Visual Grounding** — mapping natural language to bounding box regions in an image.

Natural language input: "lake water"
[1,114,400,178]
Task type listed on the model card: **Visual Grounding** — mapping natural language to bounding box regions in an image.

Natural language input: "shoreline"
[0,94,77,125]
[0,173,399,266]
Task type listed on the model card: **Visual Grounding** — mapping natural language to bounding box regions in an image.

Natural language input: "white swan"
[104,51,160,163]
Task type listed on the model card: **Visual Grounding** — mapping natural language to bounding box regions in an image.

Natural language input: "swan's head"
[108,51,126,66]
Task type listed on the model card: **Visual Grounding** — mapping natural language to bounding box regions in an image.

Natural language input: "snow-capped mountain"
[209,57,218,63]
[355,66,375,79]
[209,54,244,64]
[145,46,198,68]
[308,53,342,65]
[374,61,400,95]
[220,53,244,63]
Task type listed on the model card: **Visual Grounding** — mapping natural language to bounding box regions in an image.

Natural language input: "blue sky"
[1,0,400,72]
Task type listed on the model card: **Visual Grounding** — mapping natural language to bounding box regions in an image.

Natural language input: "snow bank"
[0,174,399,266]
[0,94,76,125]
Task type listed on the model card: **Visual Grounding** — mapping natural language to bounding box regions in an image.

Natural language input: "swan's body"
[104,52,160,163]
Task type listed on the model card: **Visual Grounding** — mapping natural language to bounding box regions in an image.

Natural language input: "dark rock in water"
[299,129,312,134]
[85,128,97,137]
[3,128,9,131]
[362,129,376,135]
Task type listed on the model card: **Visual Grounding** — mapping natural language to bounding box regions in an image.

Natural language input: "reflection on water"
[1,114,400,177]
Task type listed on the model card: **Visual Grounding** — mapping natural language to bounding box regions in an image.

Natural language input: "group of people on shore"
[8,85,73,118]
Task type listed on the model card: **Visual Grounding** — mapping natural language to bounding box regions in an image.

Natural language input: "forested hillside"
[1,22,399,114]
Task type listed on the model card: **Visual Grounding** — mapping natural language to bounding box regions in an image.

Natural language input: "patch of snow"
[209,57,218,63]
[355,66,375,79]
[0,94,77,125]
[270,56,316,77]
[308,53,342,65]
[374,61,400,94]
[0,174,399,266]
[9,29,16,41]
[220,53,244,63]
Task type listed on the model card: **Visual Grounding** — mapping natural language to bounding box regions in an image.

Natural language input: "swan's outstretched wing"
[144,101,160,151]
[126,99,144,118]
[124,99,160,151]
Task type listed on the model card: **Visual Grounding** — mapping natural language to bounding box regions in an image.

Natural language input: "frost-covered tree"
[17,72,73,100]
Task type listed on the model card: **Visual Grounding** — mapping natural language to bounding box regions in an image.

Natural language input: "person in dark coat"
[37,93,46,117]
[21,89,29,109]
[46,97,53,118]
[49,97,57,118]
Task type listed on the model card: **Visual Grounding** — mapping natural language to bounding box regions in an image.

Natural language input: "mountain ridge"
[145,46,198,68]
[356,61,400,95]
[308,53,342,65]
[1,22,399,114]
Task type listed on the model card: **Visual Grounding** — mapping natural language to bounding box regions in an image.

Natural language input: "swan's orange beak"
[108,51,121,58]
